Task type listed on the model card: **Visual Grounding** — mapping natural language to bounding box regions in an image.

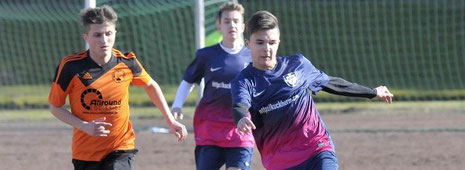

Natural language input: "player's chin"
[102,50,112,56]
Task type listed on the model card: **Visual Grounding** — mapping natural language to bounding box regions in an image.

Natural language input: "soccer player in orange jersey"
[48,5,187,170]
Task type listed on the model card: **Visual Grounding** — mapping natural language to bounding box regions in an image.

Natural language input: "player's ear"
[82,33,88,43]
[245,39,249,48]
[215,18,220,31]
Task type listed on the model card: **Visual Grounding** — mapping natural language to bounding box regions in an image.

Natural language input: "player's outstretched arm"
[321,76,393,103]
[143,78,188,142]
[49,105,112,137]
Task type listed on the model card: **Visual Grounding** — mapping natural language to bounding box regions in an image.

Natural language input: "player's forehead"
[220,10,243,21]
[88,22,116,33]
[250,28,280,41]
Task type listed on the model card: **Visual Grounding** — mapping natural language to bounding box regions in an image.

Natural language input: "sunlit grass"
[2,84,464,109]
[1,101,463,121]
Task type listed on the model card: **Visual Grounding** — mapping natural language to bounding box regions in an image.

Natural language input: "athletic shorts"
[195,145,253,170]
[288,151,338,170]
[72,149,138,170]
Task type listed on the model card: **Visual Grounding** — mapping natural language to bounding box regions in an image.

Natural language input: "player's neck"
[221,38,243,49]
[89,52,112,66]
[253,60,277,71]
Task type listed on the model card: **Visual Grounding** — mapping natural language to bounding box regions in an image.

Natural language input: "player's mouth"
[101,46,109,50]
[260,56,271,60]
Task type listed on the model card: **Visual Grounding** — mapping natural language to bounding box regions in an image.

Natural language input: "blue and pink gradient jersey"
[183,43,254,148]
[231,54,334,170]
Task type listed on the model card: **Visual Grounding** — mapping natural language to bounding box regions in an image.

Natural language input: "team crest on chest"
[112,69,126,83]
[283,72,298,87]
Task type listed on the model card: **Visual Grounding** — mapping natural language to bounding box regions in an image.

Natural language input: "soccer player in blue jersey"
[231,11,394,170]
[171,2,254,170]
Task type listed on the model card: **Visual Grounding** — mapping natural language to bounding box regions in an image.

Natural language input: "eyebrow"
[223,16,241,20]
[93,30,112,33]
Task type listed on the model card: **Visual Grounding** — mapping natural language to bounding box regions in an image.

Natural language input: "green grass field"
[0,84,463,121]
[1,84,465,110]
[1,101,463,121]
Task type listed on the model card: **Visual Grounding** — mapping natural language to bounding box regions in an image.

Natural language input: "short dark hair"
[216,2,244,22]
[246,10,279,40]
[80,5,118,33]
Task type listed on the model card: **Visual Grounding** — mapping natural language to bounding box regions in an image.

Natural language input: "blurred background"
[0,0,464,110]
[1,1,464,170]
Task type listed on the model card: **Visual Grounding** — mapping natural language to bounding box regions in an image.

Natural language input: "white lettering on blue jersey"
[211,81,231,89]
[259,94,300,114]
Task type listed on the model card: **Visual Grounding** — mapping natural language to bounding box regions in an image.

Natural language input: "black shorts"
[72,149,138,170]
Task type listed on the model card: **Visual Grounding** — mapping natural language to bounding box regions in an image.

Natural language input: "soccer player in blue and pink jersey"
[231,11,394,170]
[171,2,254,170]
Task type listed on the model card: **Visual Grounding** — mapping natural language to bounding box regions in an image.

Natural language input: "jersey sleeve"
[231,73,252,107]
[48,61,73,107]
[182,50,206,84]
[130,57,151,86]
[298,54,330,94]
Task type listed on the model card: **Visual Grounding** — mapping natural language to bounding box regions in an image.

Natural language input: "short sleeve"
[131,58,151,86]
[182,50,206,84]
[48,63,72,107]
[299,54,329,94]
[231,73,252,107]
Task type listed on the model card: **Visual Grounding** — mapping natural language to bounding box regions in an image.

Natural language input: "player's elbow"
[146,78,158,87]
[49,104,58,112]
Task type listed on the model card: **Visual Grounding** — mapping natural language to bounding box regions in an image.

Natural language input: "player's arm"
[143,78,188,141]
[171,50,206,120]
[322,76,393,103]
[48,60,112,137]
[49,105,112,137]
[171,80,195,120]
[231,75,256,135]
[232,102,255,135]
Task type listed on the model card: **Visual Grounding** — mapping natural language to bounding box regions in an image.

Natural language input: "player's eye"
[94,33,102,37]
[105,31,113,36]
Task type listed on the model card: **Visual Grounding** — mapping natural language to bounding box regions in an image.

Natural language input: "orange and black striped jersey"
[48,49,151,161]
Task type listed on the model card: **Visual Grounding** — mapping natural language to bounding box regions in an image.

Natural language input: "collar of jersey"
[219,41,243,54]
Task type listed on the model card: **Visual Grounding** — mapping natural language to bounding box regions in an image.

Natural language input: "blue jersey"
[231,54,333,169]
[183,43,254,147]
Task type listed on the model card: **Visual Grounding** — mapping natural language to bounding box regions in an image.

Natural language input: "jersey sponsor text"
[258,94,300,114]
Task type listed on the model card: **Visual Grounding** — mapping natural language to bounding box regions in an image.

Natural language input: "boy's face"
[83,23,116,59]
[217,10,244,42]
[246,28,280,70]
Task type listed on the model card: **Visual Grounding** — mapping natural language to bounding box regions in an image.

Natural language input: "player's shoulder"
[112,48,137,60]
[59,50,88,66]
[286,53,308,61]
[235,65,254,80]
[196,44,221,58]
[285,53,313,65]
[231,70,247,84]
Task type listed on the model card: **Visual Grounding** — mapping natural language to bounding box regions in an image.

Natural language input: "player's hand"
[171,107,183,120]
[78,117,113,137]
[375,86,393,104]
[236,117,256,136]
[167,121,188,142]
